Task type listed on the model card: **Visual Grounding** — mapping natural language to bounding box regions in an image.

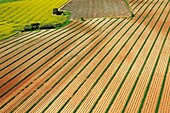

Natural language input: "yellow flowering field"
[0,0,69,40]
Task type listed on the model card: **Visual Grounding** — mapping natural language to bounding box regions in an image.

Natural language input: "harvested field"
[0,0,170,112]
[61,0,132,19]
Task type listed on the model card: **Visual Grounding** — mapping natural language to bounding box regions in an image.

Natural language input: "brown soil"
[0,0,169,112]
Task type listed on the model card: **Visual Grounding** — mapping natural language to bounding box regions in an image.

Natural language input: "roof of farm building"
[0,0,170,112]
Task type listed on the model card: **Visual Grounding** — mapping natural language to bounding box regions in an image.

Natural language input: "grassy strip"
[21,12,71,31]
[138,5,169,112]
[56,18,72,30]
[0,20,74,55]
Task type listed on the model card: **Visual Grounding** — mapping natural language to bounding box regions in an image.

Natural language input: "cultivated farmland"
[61,0,132,19]
[0,0,69,40]
[0,0,170,112]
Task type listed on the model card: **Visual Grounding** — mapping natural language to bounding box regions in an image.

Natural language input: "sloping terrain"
[61,0,132,19]
[0,0,170,112]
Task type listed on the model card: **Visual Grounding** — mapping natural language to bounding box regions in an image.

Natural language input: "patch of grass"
[55,11,72,29]
[0,0,69,41]
[56,19,72,29]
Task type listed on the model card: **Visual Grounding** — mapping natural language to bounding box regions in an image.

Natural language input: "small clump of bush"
[22,19,71,32]
[22,23,60,32]
[53,8,63,15]
[31,23,40,30]
[39,23,61,29]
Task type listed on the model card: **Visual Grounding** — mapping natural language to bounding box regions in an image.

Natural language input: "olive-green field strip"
[0,0,169,112]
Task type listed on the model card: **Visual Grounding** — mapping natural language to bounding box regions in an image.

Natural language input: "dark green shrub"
[53,8,63,15]
[31,23,40,30]
[22,23,40,31]
[81,17,86,21]
[53,8,58,14]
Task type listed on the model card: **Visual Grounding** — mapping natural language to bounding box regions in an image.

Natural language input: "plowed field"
[0,0,170,112]
[61,0,132,19]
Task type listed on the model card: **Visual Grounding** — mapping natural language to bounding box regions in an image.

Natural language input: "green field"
[0,0,69,40]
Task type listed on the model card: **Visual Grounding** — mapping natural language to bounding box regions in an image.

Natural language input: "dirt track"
[0,0,170,112]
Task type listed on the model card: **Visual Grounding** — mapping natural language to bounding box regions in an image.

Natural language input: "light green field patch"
[0,0,69,40]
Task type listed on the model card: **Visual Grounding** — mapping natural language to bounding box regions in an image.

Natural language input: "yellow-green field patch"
[0,0,69,40]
